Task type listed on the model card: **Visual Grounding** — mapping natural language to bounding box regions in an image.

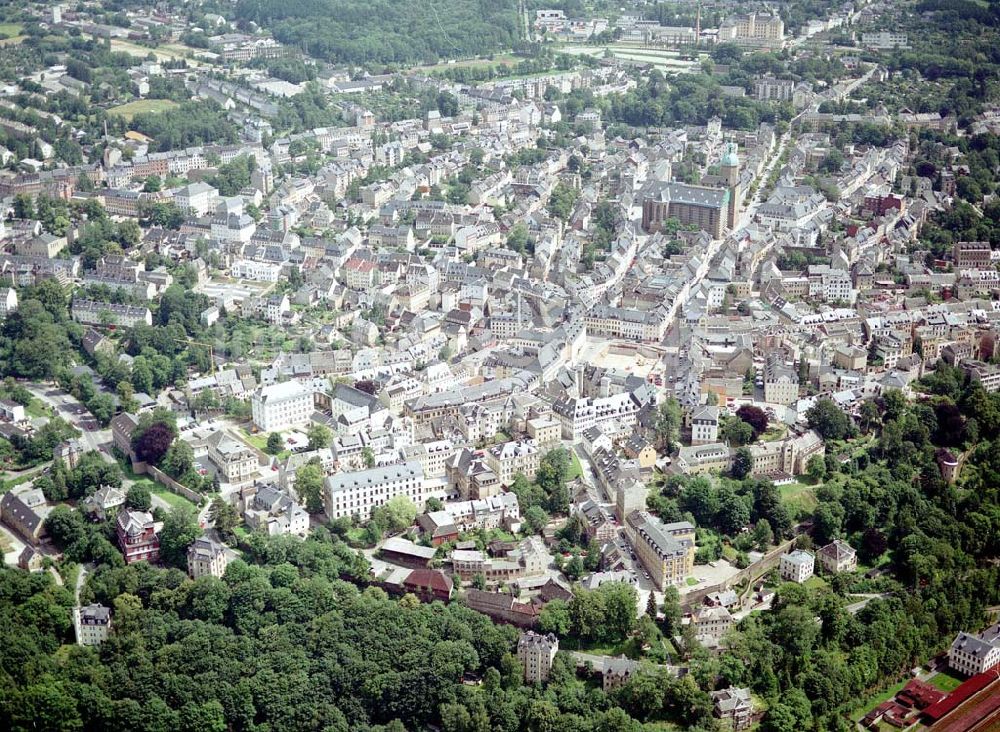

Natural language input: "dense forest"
[234,0,522,66]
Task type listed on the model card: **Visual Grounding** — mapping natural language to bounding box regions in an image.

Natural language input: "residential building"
[71,299,152,328]
[518,631,558,683]
[74,604,112,646]
[241,483,310,536]
[0,491,45,543]
[115,509,161,564]
[862,31,908,49]
[954,241,991,269]
[817,539,857,574]
[187,535,229,579]
[763,354,799,405]
[949,623,1000,677]
[712,687,754,730]
[251,381,314,432]
[206,431,259,484]
[80,484,126,522]
[485,439,540,486]
[603,656,640,692]
[625,511,696,590]
[324,461,426,522]
[691,405,720,445]
[779,550,814,583]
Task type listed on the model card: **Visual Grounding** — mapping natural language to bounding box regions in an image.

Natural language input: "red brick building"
[115,509,161,564]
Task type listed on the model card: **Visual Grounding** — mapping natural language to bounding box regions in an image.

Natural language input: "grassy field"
[567,451,583,481]
[0,23,25,45]
[0,468,45,493]
[149,484,199,512]
[779,480,818,515]
[803,575,828,591]
[108,38,204,64]
[107,99,179,121]
[849,678,909,723]
[927,669,965,692]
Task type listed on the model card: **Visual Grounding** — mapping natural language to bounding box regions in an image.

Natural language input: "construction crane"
[174,338,216,376]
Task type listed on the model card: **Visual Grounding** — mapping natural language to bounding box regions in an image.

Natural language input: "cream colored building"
[518,631,558,683]
[485,439,540,487]
[626,511,696,590]
[187,535,229,579]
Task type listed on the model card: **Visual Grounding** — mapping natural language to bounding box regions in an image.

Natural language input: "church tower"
[721,142,740,230]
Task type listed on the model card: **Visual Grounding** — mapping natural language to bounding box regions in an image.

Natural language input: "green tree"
[265,432,284,455]
[208,496,239,539]
[158,505,201,569]
[126,484,152,511]
[306,422,332,450]
[295,461,326,515]
[654,399,681,451]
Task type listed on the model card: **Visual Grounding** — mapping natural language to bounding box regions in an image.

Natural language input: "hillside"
[234,0,522,66]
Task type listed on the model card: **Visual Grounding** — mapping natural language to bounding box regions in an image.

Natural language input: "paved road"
[74,563,90,606]
[569,650,681,676]
[845,592,893,615]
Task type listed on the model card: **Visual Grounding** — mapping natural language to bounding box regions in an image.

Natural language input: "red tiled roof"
[922,670,1000,724]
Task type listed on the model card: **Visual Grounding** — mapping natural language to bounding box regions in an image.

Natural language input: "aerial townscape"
[2,0,1000,730]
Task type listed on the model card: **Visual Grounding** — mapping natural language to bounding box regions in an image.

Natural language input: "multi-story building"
[187,535,229,579]
[584,305,670,343]
[251,381,314,432]
[115,509,161,564]
[861,31,908,49]
[626,511,696,590]
[642,182,729,239]
[763,354,799,405]
[779,550,815,583]
[949,623,1000,677]
[206,431,259,484]
[691,405,720,445]
[485,439,540,486]
[719,13,784,46]
[324,461,426,522]
[691,605,734,642]
[174,181,219,217]
[754,77,796,102]
[552,392,643,440]
[711,687,754,730]
[0,286,17,317]
[71,299,152,328]
[954,241,992,269]
[817,539,857,574]
[74,604,111,646]
[518,631,558,683]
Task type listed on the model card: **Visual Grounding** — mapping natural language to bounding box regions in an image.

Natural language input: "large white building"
[517,631,558,683]
[324,461,426,522]
[779,550,815,584]
[174,181,219,217]
[949,623,1000,677]
[251,381,314,432]
[74,603,111,646]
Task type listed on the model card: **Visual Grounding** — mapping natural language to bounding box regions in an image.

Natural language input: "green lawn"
[107,99,179,121]
[779,480,818,514]
[686,577,699,586]
[927,670,964,692]
[849,679,908,722]
[560,636,644,659]
[0,23,24,36]
[0,468,45,493]
[567,451,583,481]
[150,484,199,512]
[803,575,828,591]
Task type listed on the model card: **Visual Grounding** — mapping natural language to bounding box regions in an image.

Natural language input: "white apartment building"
[763,355,799,406]
[862,31,908,49]
[74,604,111,646]
[174,181,219,217]
[0,286,17,317]
[691,405,720,445]
[779,550,815,583]
[251,381,314,432]
[518,631,558,683]
[485,439,540,486]
[553,392,641,440]
[187,535,229,579]
[949,624,1000,677]
[206,432,259,484]
[231,260,282,282]
[324,461,426,522]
